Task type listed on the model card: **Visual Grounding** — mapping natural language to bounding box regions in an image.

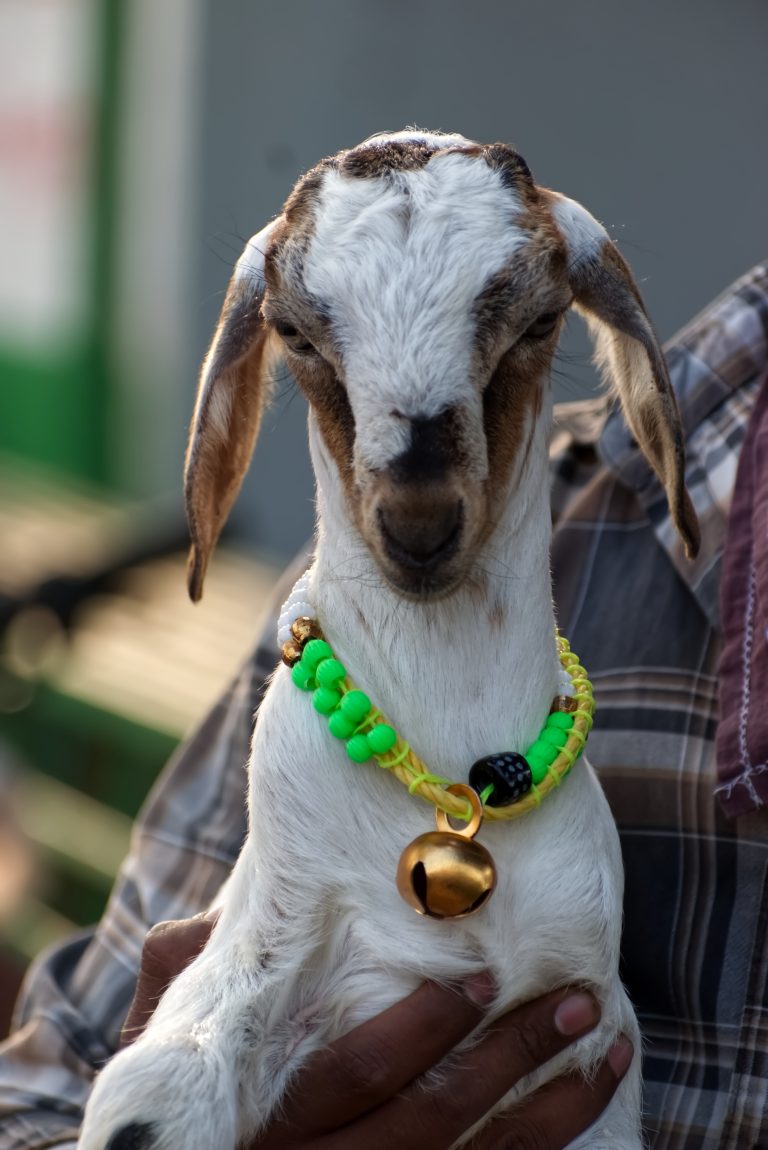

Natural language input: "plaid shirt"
[1,265,767,1150]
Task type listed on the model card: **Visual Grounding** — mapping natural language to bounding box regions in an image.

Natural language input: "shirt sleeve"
[0,636,275,1150]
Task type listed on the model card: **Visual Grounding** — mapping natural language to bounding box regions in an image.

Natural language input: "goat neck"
[308,400,559,783]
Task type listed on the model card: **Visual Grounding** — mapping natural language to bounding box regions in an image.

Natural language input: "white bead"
[276,569,316,648]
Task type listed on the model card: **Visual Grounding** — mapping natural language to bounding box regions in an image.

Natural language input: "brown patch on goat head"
[482,143,535,193]
[482,346,547,520]
[263,159,339,305]
[282,157,338,231]
[341,139,437,178]
[258,157,361,504]
[293,359,357,500]
[473,213,569,374]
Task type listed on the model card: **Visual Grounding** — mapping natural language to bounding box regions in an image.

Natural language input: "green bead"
[528,755,551,785]
[312,686,341,715]
[546,712,575,731]
[540,727,568,749]
[291,663,315,691]
[346,733,372,763]
[367,724,397,755]
[316,658,346,689]
[340,690,371,723]
[302,639,333,671]
[527,738,558,766]
[328,711,357,739]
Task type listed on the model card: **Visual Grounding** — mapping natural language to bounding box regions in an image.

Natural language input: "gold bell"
[396,784,497,919]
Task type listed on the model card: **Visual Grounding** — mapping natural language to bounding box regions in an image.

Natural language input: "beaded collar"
[277,574,594,919]
[277,573,594,824]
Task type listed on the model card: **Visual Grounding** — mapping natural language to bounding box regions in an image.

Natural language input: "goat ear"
[184,221,281,601]
[544,190,700,560]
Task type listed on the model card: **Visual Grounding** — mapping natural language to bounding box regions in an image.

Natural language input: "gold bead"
[281,640,303,667]
[291,616,323,646]
[396,832,497,919]
[551,695,578,714]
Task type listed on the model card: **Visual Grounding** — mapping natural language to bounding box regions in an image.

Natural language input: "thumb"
[120,911,219,1046]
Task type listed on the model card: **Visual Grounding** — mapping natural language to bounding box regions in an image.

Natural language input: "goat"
[78,129,699,1150]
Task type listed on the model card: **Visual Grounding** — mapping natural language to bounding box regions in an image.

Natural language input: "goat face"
[184,130,699,603]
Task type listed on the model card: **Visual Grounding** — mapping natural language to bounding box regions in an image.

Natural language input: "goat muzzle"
[377,495,464,571]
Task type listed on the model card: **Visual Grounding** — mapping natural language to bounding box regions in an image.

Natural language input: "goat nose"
[378,499,464,569]
[390,409,458,485]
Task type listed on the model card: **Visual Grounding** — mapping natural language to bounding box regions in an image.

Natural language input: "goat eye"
[523,312,560,340]
[273,320,317,355]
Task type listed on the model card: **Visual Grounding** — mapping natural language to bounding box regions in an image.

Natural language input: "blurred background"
[0,0,766,1031]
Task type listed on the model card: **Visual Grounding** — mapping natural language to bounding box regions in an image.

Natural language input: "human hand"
[120,912,220,1045]
[123,916,633,1150]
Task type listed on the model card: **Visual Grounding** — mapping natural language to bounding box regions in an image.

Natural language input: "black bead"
[469,752,533,807]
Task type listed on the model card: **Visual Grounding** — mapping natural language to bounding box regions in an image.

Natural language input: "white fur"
[234,221,275,290]
[304,153,528,475]
[79,138,644,1150]
[549,192,606,269]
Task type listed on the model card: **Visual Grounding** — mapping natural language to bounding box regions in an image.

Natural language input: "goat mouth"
[381,565,464,602]
[376,552,469,602]
[376,503,464,569]
[367,496,464,598]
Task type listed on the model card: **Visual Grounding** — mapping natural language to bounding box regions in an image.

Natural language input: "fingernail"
[462,971,496,1008]
[198,909,220,922]
[607,1036,634,1078]
[554,993,600,1035]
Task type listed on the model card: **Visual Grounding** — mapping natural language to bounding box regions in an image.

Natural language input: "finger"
[469,1039,634,1150]
[120,913,218,1046]
[346,987,602,1150]
[276,973,496,1133]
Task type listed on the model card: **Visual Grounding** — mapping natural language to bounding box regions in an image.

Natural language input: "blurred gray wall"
[195,0,767,561]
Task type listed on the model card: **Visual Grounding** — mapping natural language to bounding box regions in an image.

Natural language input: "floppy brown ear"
[544,190,700,559]
[184,221,282,601]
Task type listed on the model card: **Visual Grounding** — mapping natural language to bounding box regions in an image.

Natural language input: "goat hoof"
[105,1123,156,1150]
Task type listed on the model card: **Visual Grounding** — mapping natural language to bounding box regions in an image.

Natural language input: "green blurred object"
[0,449,276,971]
[0,351,102,480]
[0,0,124,485]
[0,0,140,975]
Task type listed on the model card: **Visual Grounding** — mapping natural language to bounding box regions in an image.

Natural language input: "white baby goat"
[79,130,699,1150]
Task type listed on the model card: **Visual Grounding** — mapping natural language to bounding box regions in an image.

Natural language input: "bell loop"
[434,783,484,839]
